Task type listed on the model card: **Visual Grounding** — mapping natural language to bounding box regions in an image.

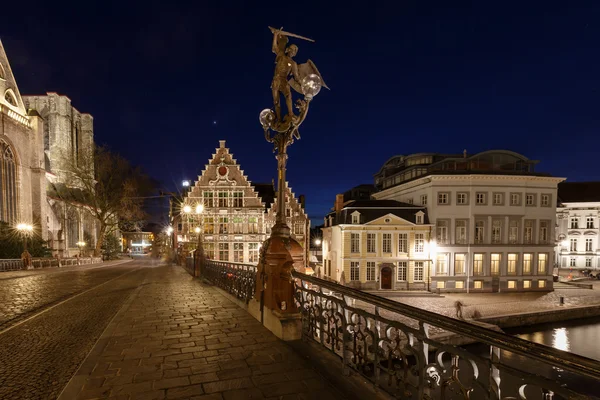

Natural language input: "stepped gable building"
[175,140,309,265]
[322,196,432,290]
[373,150,565,293]
[556,182,600,269]
[0,39,97,256]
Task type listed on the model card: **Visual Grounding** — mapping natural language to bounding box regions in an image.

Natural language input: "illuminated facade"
[175,140,308,265]
[373,150,564,292]
[123,231,154,254]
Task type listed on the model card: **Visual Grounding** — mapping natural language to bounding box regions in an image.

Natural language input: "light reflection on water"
[552,327,570,352]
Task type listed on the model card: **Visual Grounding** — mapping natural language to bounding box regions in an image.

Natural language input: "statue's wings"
[289,59,330,94]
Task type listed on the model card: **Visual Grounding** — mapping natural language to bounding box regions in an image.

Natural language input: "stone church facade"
[175,140,309,265]
[0,39,97,256]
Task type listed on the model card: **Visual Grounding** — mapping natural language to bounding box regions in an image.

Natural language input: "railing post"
[489,345,501,400]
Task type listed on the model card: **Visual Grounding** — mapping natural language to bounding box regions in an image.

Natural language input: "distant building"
[373,150,564,292]
[556,182,600,269]
[123,231,154,254]
[322,195,432,290]
[174,141,309,265]
[343,184,377,202]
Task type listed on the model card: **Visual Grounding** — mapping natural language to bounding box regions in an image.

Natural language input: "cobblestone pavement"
[0,260,137,332]
[0,260,150,399]
[64,265,344,400]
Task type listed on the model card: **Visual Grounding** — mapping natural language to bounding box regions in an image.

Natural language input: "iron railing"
[203,260,257,304]
[0,259,24,272]
[292,270,600,400]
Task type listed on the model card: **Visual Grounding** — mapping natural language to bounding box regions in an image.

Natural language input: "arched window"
[0,141,18,223]
[4,89,17,106]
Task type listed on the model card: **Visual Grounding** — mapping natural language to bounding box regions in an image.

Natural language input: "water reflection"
[552,327,570,352]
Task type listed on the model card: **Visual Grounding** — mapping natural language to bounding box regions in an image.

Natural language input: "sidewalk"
[60,265,344,400]
[0,258,133,280]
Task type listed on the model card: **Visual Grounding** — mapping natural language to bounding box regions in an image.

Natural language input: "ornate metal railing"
[292,270,600,400]
[203,260,257,304]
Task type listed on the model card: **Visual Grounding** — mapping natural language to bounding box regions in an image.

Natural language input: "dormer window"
[351,211,361,224]
[415,211,425,225]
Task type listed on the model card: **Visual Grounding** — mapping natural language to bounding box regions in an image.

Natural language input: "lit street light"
[182,205,192,214]
[76,241,86,257]
[16,223,33,251]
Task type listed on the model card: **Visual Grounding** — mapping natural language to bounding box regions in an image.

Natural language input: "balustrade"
[203,260,256,304]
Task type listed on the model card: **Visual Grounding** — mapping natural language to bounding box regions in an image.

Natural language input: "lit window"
[366,261,376,281]
[508,280,516,289]
[538,280,546,288]
[473,254,483,275]
[232,217,243,234]
[350,261,360,281]
[218,243,229,261]
[523,280,531,289]
[454,254,465,275]
[397,261,407,281]
[233,243,244,262]
[437,281,445,289]
[491,253,500,275]
[414,234,424,253]
[538,253,547,274]
[414,261,424,281]
[523,253,532,274]
[455,281,464,289]
[508,253,517,275]
[248,216,258,234]
[436,253,448,275]
[474,280,483,289]
[248,243,259,263]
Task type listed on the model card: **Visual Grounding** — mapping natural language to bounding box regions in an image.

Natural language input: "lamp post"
[76,241,86,257]
[253,26,327,332]
[194,203,204,277]
[16,223,33,251]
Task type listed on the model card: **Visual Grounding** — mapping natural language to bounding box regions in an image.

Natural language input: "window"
[455,220,467,244]
[248,243,259,263]
[414,261,424,281]
[397,261,407,280]
[475,192,486,205]
[491,253,500,276]
[587,217,595,229]
[538,253,547,274]
[523,253,532,274]
[367,234,376,253]
[233,243,244,262]
[570,258,576,267]
[4,90,16,106]
[232,217,243,234]
[398,233,408,253]
[352,214,359,224]
[406,198,414,205]
[454,254,465,275]
[218,191,229,207]
[571,218,579,229]
[475,220,485,244]
[474,280,483,289]
[586,258,592,267]
[218,243,229,260]
[200,242,214,260]
[539,221,549,244]
[438,193,449,205]
[382,234,391,253]
[473,254,483,275]
[414,233,424,253]
[436,220,448,244]
[492,219,502,244]
[204,217,214,234]
[286,208,291,217]
[510,193,520,206]
[541,194,551,207]
[538,280,546,288]
[586,238,593,252]
[416,214,423,224]
[218,217,228,234]
[350,233,360,253]
[232,192,243,208]
[248,217,258,234]
[0,141,17,223]
[525,194,535,206]
[508,253,517,275]
[420,195,427,205]
[328,260,332,276]
[570,238,577,252]
[524,220,534,244]
[493,193,503,205]
[350,261,360,281]
[203,192,214,207]
[523,280,531,289]
[436,253,448,275]
[457,192,468,205]
[366,262,376,281]
[455,281,464,289]
[508,280,516,289]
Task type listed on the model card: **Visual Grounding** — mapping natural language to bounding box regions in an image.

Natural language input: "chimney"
[219,140,226,148]
[463,149,467,159]
[334,194,344,212]
[299,194,306,209]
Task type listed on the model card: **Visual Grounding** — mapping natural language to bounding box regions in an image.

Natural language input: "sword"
[269,26,315,43]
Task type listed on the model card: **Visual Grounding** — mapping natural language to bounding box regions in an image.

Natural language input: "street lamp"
[182,204,192,214]
[76,241,86,257]
[16,223,33,251]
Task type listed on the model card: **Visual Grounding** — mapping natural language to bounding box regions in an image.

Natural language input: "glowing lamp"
[314,238,322,246]
[196,204,204,214]
[301,74,322,100]
[195,227,201,233]
[182,205,192,213]
[259,108,275,128]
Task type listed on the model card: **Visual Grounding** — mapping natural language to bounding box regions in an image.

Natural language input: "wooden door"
[381,267,392,289]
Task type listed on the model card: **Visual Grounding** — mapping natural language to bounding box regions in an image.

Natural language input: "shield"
[289,59,330,94]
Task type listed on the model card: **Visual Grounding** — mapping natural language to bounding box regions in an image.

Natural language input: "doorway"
[381,267,392,289]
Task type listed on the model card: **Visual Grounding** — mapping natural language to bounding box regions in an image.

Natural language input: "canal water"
[467,316,600,399]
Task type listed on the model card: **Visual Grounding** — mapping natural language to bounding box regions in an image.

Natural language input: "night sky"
[2,1,600,226]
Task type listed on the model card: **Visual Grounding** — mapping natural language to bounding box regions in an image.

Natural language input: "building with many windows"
[322,195,432,290]
[373,150,564,292]
[555,182,600,270]
[174,140,308,265]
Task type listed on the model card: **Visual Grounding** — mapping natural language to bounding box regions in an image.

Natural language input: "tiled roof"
[558,182,600,203]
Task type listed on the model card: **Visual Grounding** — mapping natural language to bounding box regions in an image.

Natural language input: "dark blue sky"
[2,1,599,226]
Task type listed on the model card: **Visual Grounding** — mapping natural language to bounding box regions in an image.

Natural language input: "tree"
[101,234,121,260]
[52,145,153,256]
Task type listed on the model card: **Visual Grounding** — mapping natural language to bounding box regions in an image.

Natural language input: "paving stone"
[203,377,254,393]
[223,387,265,400]
[166,384,204,399]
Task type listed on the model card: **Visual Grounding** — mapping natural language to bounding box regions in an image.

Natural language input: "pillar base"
[248,298,302,341]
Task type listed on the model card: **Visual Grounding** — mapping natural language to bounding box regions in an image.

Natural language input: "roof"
[558,182,600,203]
[253,183,275,211]
[326,199,429,226]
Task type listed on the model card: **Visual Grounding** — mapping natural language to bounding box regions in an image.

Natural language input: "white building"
[373,150,564,292]
[555,182,600,270]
